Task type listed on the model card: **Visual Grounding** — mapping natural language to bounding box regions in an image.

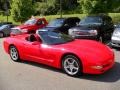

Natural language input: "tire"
[62,55,82,77]
[0,32,4,38]
[9,46,20,62]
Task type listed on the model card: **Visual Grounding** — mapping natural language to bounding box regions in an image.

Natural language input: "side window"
[64,19,73,27]
[9,25,14,28]
[37,20,44,25]
[103,17,108,25]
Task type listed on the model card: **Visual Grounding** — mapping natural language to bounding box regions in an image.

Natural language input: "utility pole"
[60,0,62,18]
[4,0,9,22]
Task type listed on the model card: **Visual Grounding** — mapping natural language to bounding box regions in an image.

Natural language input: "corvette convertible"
[3,30,114,76]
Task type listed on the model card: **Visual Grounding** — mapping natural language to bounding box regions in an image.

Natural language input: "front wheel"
[9,46,20,62]
[62,55,82,77]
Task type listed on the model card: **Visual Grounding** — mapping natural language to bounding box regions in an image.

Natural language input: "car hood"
[16,24,34,29]
[55,39,113,62]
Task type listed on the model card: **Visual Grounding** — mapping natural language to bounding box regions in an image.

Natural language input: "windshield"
[24,18,37,25]
[37,30,74,45]
[0,25,8,29]
[47,19,64,27]
[79,16,102,25]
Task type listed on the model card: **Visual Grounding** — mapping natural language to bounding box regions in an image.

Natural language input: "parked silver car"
[111,24,120,47]
[0,24,15,38]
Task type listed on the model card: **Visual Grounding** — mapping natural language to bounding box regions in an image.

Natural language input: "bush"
[11,0,35,22]
[34,0,58,15]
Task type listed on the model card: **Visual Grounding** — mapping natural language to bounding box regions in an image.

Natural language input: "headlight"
[91,65,103,69]
[68,29,74,35]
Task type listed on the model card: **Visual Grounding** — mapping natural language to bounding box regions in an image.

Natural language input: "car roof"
[55,17,80,23]
[56,17,80,20]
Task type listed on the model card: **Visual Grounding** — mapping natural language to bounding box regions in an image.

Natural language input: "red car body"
[11,17,48,35]
[3,34,114,75]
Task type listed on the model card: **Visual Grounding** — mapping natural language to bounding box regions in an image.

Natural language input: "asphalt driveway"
[0,38,120,90]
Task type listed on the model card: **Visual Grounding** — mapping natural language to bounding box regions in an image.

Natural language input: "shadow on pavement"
[20,61,120,82]
[80,62,120,82]
[113,47,120,51]
[20,60,63,73]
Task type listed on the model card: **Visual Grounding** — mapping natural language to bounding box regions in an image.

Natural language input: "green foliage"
[11,0,35,22]
[80,0,120,14]
[34,0,58,15]
[34,0,79,15]
[80,0,106,14]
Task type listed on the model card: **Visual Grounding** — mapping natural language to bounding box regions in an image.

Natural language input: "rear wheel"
[9,46,20,62]
[62,55,82,77]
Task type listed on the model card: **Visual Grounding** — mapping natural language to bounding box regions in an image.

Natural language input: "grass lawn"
[0,13,120,25]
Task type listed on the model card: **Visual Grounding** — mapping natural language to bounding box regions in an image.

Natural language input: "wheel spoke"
[70,67,74,73]
[64,65,70,69]
[71,60,75,64]
[73,67,79,71]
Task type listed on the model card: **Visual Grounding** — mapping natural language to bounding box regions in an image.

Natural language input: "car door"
[3,25,11,35]
[23,37,56,65]
[22,40,42,62]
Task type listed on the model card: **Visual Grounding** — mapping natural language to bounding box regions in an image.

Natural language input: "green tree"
[34,0,79,15]
[11,0,35,22]
[80,0,108,14]
[34,0,58,15]
[80,0,120,14]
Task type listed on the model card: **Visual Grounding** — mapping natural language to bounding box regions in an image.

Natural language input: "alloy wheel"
[62,55,82,76]
[10,46,19,61]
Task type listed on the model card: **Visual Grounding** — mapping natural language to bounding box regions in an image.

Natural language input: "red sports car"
[3,30,114,76]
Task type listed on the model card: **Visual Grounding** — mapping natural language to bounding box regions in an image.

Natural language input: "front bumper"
[111,37,120,47]
[83,58,114,74]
